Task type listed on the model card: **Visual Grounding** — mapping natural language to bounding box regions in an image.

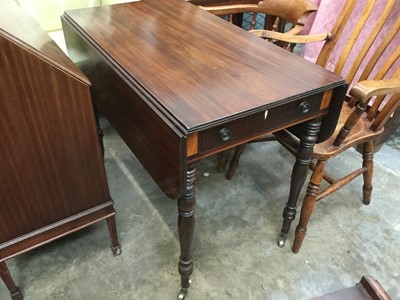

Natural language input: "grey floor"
[1,119,400,300]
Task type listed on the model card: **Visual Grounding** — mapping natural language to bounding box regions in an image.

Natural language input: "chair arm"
[350,76,400,104]
[333,76,400,146]
[249,30,331,44]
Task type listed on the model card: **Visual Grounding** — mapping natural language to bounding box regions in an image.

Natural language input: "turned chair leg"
[0,262,23,300]
[293,159,326,253]
[362,141,374,205]
[226,144,246,180]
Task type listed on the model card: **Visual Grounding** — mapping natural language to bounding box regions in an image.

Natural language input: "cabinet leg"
[0,262,23,300]
[278,119,321,247]
[106,215,121,256]
[177,165,196,299]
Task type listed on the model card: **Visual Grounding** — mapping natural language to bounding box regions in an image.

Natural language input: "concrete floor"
[1,119,399,300]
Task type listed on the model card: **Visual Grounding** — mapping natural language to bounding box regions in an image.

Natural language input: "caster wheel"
[177,288,188,300]
[277,236,286,248]
[10,287,23,300]
[111,245,122,256]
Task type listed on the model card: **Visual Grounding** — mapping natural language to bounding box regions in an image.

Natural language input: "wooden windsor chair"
[266,0,400,252]
[198,0,321,52]
[198,0,400,254]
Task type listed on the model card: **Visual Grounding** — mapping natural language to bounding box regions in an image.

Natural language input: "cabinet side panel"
[0,35,110,244]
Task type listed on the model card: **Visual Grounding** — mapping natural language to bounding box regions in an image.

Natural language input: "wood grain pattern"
[62,19,186,199]
[1,1,120,298]
[0,0,87,85]
[63,0,342,133]
[0,35,110,243]
[62,0,343,199]
[199,93,325,153]
[62,1,347,293]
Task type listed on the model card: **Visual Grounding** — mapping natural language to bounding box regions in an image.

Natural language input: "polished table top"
[63,0,342,133]
[62,0,344,199]
[62,0,346,296]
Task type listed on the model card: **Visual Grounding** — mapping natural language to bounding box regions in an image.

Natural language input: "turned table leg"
[177,165,196,300]
[277,119,321,247]
[106,214,121,256]
[0,261,23,300]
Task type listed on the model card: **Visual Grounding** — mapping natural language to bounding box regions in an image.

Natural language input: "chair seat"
[313,104,384,160]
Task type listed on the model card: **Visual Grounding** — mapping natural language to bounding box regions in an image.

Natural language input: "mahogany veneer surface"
[63,0,341,132]
[62,0,345,199]
[0,0,115,260]
[61,0,346,294]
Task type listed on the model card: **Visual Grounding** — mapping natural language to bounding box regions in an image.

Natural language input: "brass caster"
[11,287,23,300]
[177,288,188,300]
[277,235,286,248]
[111,245,122,256]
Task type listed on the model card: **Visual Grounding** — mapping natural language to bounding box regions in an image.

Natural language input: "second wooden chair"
[221,0,400,252]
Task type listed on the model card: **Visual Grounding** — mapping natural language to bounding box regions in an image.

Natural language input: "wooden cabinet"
[0,1,120,299]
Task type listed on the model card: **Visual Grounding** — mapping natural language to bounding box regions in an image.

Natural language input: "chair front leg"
[362,141,374,205]
[293,159,326,253]
[216,150,229,172]
[226,144,246,180]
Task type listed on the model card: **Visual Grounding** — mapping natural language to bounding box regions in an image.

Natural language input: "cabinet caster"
[177,288,188,300]
[111,245,121,256]
[10,287,23,300]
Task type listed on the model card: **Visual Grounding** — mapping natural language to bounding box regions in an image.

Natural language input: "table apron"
[193,93,327,159]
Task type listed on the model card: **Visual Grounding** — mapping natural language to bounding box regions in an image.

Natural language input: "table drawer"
[199,93,324,153]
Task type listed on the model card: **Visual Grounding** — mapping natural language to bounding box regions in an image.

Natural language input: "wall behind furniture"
[101,0,134,4]
[15,0,136,32]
